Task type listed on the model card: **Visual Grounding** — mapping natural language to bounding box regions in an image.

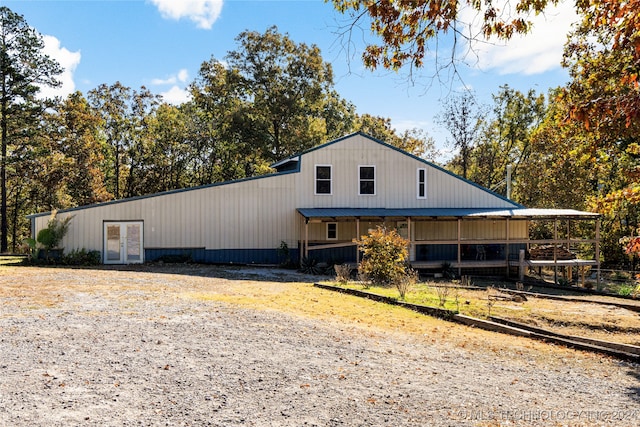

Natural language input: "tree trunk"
[1,81,8,253]
[10,185,21,253]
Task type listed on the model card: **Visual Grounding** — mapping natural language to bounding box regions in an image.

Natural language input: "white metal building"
[28,132,600,277]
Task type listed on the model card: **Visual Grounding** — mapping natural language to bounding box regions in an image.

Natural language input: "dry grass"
[331,280,640,346]
[0,264,630,370]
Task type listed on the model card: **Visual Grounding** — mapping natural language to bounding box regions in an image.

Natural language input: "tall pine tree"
[0,6,62,252]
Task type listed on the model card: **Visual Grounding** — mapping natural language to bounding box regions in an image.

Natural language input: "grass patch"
[329,279,640,346]
[0,256,26,266]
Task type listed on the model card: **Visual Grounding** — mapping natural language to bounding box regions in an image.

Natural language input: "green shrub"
[63,249,101,266]
[356,226,409,286]
[23,238,37,260]
[37,211,73,250]
[277,241,297,269]
[36,227,57,250]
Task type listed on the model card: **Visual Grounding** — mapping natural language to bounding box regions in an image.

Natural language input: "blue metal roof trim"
[297,207,600,219]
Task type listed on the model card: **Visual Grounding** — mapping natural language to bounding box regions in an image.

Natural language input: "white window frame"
[417,168,427,199]
[358,165,376,196]
[315,164,332,195]
[326,222,338,240]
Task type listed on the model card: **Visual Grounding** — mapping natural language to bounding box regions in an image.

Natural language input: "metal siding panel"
[462,220,507,239]
[415,221,457,240]
[509,220,528,238]
[296,134,516,211]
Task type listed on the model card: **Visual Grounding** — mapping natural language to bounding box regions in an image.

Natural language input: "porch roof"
[296,207,600,220]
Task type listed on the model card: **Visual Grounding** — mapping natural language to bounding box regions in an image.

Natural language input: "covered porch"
[296,208,601,283]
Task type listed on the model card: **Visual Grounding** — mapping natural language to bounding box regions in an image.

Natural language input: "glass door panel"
[126,224,142,262]
[106,224,122,262]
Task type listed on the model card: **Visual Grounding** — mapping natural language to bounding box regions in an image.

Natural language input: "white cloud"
[38,35,81,99]
[152,69,190,104]
[150,68,189,86]
[177,69,189,83]
[391,119,431,134]
[462,0,579,75]
[151,68,189,86]
[160,85,191,105]
[149,0,223,30]
[152,76,177,85]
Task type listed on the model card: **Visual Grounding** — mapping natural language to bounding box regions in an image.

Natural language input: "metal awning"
[296,207,600,220]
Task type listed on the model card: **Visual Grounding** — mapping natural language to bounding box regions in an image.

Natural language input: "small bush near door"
[63,249,102,266]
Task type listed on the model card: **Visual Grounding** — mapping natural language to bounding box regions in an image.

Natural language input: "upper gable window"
[417,168,426,199]
[315,165,332,195]
[359,166,376,195]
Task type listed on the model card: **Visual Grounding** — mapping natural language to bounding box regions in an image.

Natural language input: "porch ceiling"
[296,207,600,220]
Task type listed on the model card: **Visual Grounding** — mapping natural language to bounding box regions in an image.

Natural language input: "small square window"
[327,223,337,240]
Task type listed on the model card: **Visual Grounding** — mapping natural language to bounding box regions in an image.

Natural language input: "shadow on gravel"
[28,263,327,284]
[627,366,640,402]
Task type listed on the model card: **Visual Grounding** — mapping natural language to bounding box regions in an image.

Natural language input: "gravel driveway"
[0,265,639,426]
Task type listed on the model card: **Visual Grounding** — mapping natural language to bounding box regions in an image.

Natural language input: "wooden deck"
[509,259,599,267]
[409,260,509,269]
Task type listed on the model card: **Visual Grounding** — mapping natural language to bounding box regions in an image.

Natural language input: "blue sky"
[3,0,578,159]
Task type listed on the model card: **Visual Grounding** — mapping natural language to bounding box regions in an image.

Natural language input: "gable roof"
[279,131,523,208]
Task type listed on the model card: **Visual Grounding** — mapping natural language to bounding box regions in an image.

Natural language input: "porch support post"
[596,218,601,288]
[304,218,309,260]
[567,220,572,283]
[298,214,304,265]
[553,218,558,284]
[505,218,510,276]
[407,216,412,262]
[457,218,462,276]
[356,217,360,265]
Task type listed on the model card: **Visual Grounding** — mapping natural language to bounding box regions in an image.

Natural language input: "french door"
[103,221,144,264]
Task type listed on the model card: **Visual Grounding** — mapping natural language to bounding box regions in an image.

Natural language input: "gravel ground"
[0,265,639,426]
